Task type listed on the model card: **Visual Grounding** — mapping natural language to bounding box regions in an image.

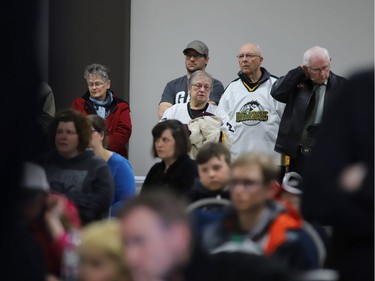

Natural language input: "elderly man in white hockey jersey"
[218,43,285,164]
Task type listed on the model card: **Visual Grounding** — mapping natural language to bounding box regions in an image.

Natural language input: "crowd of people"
[12,39,374,281]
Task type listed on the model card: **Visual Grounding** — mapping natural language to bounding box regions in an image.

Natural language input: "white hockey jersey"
[161,102,233,134]
[218,74,285,163]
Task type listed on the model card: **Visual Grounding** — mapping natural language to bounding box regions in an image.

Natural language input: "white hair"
[303,46,330,66]
[254,44,262,56]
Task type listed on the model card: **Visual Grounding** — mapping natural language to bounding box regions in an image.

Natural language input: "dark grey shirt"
[160,75,224,105]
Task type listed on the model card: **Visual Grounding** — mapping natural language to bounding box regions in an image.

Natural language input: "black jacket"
[188,178,230,203]
[302,68,374,281]
[203,202,312,270]
[166,239,291,281]
[271,66,347,157]
[141,154,198,197]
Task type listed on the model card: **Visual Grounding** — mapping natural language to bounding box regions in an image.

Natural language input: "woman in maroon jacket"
[72,63,132,158]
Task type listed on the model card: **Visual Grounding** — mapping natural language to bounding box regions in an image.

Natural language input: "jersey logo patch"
[236,100,269,126]
[175,91,190,104]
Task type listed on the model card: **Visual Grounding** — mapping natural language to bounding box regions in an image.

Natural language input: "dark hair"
[87,114,108,148]
[48,108,91,153]
[231,152,279,185]
[196,142,231,165]
[117,190,188,227]
[151,119,191,159]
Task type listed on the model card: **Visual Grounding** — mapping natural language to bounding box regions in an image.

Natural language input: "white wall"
[129,0,374,176]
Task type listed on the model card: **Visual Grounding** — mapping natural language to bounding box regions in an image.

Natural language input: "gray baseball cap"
[20,162,50,192]
[183,40,209,57]
[282,172,303,195]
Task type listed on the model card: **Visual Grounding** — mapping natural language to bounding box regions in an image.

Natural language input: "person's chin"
[91,94,105,100]
[207,183,223,191]
[187,67,199,73]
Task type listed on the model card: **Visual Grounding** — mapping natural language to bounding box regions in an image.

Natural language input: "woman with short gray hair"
[72,63,132,158]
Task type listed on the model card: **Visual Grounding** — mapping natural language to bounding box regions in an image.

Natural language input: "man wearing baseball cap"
[158,40,224,118]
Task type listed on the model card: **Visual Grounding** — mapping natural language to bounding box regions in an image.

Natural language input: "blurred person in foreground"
[79,220,131,281]
[118,190,290,281]
[271,172,330,269]
[1,1,54,280]
[302,68,374,281]
[203,152,312,270]
[19,161,81,279]
[40,108,114,225]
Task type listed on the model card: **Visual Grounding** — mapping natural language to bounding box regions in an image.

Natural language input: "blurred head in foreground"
[118,191,190,281]
[79,220,130,281]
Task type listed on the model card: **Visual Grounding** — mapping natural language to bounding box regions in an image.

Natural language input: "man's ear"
[302,65,310,78]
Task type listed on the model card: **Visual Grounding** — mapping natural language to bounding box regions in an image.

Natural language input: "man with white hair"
[271,46,347,175]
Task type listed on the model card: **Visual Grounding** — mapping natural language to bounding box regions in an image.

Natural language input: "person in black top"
[141,119,198,197]
[302,68,374,281]
[118,190,291,281]
[271,46,347,175]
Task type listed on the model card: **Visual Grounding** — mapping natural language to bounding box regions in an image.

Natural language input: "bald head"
[237,43,263,82]
[239,43,262,57]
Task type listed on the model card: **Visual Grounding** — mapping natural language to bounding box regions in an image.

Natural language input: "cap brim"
[282,172,303,194]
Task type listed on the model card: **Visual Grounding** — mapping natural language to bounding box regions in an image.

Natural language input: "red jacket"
[72,91,132,158]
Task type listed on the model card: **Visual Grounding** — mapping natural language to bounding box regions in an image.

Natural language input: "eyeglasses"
[191,83,212,91]
[228,179,264,190]
[237,53,261,60]
[185,53,205,59]
[307,64,330,73]
[87,81,107,88]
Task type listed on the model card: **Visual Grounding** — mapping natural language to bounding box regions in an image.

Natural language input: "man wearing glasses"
[271,46,347,175]
[202,152,310,270]
[158,40,224,118]
[217,43,285,167]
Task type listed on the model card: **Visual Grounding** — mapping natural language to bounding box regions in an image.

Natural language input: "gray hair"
[188,70,213,88]
[303,46,330,66]
[84,63,110,81]
[254,44,262,57]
